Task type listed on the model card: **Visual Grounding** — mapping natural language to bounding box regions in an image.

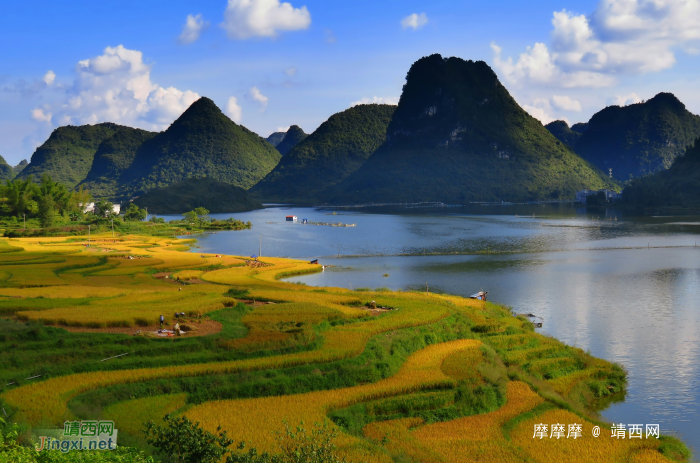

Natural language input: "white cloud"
[551,95,582,111]
[221,0,311,39]
[324,29,336,43]
[42,71,56,86]
[276,126,290,132]
[612,93,642,106]
[350,96,399,106]
[31,108,52,123]
[520,98,560,125]
[401,13,428,31]
[492,0,700,88]
[179,14,210,44]
[226,96,243,123]
[249,86,269,111]
[285,67,296,76]
[30,45,200,131]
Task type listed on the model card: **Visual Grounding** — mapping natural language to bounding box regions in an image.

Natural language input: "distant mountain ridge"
[331,54,614,203]
[16,123,132,188]
[251,104,396,204]
[274,125,307,155]
[623,136,700,210]
[19,97,281,202]
[546,93,700,181]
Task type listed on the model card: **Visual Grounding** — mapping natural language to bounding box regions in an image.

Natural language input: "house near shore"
[575,189,622,204]
[286,215,297,222]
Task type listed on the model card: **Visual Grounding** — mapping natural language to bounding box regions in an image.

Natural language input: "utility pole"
[111,218,114,238]
[426,281,429,295]
[23,214,26,230]
[88,225,91,247]
[259,235,262,257]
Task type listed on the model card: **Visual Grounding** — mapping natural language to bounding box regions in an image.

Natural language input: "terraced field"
[0,235,690,462]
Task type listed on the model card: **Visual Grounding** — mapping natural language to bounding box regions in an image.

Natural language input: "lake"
[170,205,700,452]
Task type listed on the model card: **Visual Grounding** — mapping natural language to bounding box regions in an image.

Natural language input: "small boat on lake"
[469,291,488,301]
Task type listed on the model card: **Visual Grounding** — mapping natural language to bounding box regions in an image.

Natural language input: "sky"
[2,0,700,165]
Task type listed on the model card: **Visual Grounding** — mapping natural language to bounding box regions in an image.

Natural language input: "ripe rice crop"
[184,339,481,453]
[509,409,665,463]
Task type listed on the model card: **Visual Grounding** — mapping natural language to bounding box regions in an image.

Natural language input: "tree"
[39,174,70,214]
[38,194,55,228]
[1,177,38,216]
[183,210,198,227]
[94,199,115,218]
[124,203,147,221]
[144,414,234,463]
[194,207,210,227]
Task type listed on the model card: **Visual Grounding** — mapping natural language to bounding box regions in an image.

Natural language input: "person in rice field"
[159,314,164,329]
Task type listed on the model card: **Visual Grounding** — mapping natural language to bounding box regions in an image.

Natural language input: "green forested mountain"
[122,97,281,194]
[332,55,614,203]
[77,128,157,199]
[623,137,700,210]
[266,132,286,146]
[574,93,700,181]
[0,155,14,180]
[12,159,28,175]
[16,123,130,188]
[274,125,308,155]
[545,120,583,147]
[132,177,263,214]
[250,104,396,204]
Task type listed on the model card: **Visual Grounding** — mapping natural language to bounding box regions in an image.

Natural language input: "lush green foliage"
[17,123,131,188]
[133,178,263,214]
[623,137,700,210]
[124,204,147,222]
[332,55,614,203]
[0,156,14,182]
[251,105,396,204]
[123,98,280,194]
[544,120,582,147]
[0,175,90,222]
[144,414,233,463]
[78,129,157,200]
[273,126,307,156]
[574,92,700,181]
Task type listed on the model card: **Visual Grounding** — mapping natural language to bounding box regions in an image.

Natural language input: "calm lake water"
[169,205,700,453]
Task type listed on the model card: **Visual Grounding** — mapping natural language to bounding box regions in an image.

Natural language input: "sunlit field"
[0,235,690,462]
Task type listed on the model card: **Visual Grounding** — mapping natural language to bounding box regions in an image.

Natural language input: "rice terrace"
[0,234,690,462]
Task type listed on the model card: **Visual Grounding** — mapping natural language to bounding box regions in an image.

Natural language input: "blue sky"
[2,0,700,165]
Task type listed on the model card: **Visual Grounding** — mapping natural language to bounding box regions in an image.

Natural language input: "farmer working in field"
[159,314,164,329]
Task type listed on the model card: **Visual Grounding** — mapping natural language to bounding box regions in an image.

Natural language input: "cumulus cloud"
[350,96,399,106]
[612,93,642,106]
[31,107,52,123]
[401,13,428,31]
[42,71,56,86]
[492,0,700,88]
[30,45,199,131]
[226,96,243,122]
[520,98,560,125]
[551,95,582,111]
[221,0,311,39]
[179,14,210,44]
[249,86,269,110]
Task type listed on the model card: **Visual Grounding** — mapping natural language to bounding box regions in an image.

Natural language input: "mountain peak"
[276,125,308,155]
